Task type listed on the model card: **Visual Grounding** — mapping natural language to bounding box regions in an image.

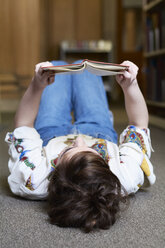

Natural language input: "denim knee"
[51,60,68,66]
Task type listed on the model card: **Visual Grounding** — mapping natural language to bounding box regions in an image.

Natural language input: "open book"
[42,59,128,76]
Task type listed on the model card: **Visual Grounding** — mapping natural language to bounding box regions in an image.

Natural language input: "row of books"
[60,40,112,52]
[146,57,165,102]
[145,8,165,52]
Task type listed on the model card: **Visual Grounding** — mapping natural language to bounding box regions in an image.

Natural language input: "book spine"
[146,15,154,52]
[161,57,165,101]
[161,8,165,49]
[145,8,165,52]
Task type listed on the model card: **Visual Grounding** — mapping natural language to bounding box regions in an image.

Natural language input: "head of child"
[47,136,127,232]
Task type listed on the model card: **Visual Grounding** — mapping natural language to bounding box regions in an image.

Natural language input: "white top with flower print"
[5,125,156,200]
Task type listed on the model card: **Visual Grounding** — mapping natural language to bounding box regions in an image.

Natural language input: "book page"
[42,63,85,73]
[85,60,127,71]
[86,65,124,76]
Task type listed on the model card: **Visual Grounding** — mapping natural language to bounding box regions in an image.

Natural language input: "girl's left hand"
[116,61,139,90]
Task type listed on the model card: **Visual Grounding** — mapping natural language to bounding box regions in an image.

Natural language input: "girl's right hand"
[32,61,55,89]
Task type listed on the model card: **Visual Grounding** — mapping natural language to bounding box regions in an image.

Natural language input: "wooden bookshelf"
[144,48,165,58]
[143,0,165,121]
[147,100,165,108]
[117,0,144,94]
[143,0,164,11]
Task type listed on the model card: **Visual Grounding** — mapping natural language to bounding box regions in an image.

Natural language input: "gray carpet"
[0,121,165,248]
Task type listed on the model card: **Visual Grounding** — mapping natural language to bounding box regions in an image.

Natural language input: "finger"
[39,62,52,75]
[35,63,42,74]
[48,75,55,84]
[35,61,53,74]
[122,70,131,79]
[121,61,139,75]
[116,74,124,83]
[44,71,55,79]
[40,69,53,77]
[39,71,50,83]
[41,71,55,85]
[121,62,139,82]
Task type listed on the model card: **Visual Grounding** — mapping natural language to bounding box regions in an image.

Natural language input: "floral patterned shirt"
[5,125,156,199]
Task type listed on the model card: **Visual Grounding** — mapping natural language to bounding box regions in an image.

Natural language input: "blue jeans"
[34,60,117,146]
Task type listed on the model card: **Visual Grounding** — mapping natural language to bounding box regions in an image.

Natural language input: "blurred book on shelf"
[60,40,112,52]
[145,8,165,52]
[146,57,165,102]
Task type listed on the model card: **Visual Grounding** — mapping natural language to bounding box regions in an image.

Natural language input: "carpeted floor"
[0,110,165,248]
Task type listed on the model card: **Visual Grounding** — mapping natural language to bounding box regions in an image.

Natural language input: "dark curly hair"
[47,151,128,232]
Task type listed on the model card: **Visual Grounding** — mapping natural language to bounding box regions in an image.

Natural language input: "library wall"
[47,0,102,60]
[102,0,117,59]
[11,0,41,76]
[0,0,13,74]
[0,0,116,101]
[0,0,41,99]
[76,0,102,40]
[0,0,103,73]
[47,0,76,60]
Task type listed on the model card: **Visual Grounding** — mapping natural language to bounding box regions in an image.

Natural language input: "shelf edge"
[149,114,165,129]
[143,0,164,11]
[144,49,165,58]
[147,100,165,108]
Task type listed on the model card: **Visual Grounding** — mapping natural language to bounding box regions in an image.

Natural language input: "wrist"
[31,77,46,92]
[122,79,138,93]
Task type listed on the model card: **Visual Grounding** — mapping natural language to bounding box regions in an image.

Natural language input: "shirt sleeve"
[5,126,50,200]
[110,125,156,195]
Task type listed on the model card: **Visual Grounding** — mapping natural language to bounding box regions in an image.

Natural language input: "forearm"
[14,61,55,129]
[14,78,44,128]
[116,61,149,129]
[123,80,149,128]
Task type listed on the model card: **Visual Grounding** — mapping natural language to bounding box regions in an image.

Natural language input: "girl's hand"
[116,61,139,90]
[32,61,55,89]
